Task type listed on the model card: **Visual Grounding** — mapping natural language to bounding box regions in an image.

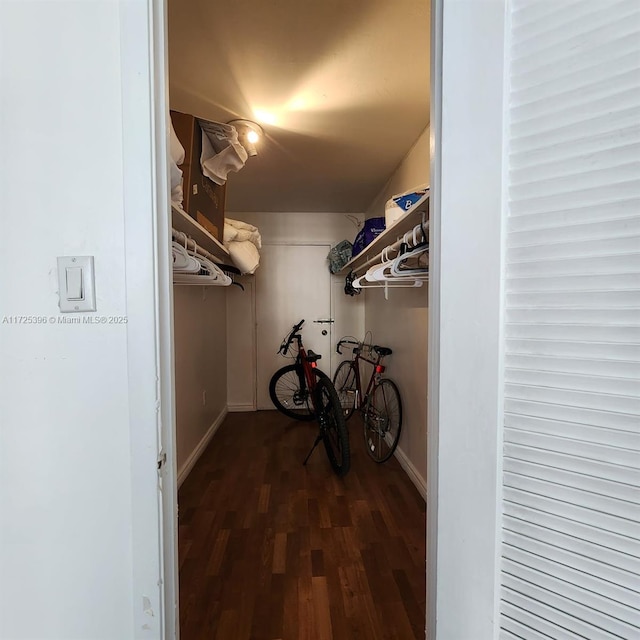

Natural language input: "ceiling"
[168,0,430,213]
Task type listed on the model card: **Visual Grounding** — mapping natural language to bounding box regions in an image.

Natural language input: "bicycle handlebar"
[336,338,392,358]
[279,319,305,355]
[336,338,360,355]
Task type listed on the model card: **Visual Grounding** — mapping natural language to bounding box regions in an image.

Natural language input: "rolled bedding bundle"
[223,218,262,275]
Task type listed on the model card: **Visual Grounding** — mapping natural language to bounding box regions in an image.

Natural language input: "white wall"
[364,288,429,491]
[226,277,256,411]
[0,1,167,638]
[362,127,430,494]
[428,1,506,638]
[174,286,227,482]
[366,126,430,218]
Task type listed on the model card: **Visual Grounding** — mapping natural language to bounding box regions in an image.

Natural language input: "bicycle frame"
[278,320,325,415]
[346,345,387,409]
[292,335,320,406]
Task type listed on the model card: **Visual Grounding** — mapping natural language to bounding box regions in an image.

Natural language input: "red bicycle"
[269,320,351,476]
[333,338,402,463]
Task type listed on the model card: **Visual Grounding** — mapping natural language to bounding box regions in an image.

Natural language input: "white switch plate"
[57,256,96,312]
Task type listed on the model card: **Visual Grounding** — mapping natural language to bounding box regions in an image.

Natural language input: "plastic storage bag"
[352,217,386,257]
[327,240,353,274]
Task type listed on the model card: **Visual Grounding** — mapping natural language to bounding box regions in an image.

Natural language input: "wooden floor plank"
[273,531,288,574]
[179,410,426,639]
[311,576,334,640]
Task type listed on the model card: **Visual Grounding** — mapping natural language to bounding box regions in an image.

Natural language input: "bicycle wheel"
[315,377,351,476]
[269,364,328,421]
[363,378,402,463]
[332,360,358,420]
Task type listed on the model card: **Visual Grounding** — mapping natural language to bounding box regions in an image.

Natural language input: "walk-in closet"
[167,0,430,637]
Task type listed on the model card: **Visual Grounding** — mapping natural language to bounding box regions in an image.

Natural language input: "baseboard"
[177,407,228,488]
[227,403,256,413]
[394,446,427,500]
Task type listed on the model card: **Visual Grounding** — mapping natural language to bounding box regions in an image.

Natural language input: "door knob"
[322,330,328,336]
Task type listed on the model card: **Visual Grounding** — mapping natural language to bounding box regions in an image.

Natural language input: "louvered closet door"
[500,1,640,638]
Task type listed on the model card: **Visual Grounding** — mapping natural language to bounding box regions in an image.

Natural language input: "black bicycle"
[269,320,350,476]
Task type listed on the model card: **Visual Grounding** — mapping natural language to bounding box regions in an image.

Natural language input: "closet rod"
[352,222,428,277]
[172,228,222,264]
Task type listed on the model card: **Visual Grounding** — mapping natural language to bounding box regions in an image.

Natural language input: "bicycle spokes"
[333,361,358,419]
[366,406,389,434]
[363,379,402,463]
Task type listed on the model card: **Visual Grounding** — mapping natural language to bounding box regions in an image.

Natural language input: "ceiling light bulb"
[227,118,264,157]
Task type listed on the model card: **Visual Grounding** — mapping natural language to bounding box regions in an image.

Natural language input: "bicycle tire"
[315,377,351,476]
[269,364,328,421]
[332,360,358,420]
[363,378,402,463]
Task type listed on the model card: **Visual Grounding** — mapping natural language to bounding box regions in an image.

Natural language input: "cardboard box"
[170,110,226,240]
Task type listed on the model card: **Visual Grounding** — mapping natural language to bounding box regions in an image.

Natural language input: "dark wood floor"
[178,410,426,640]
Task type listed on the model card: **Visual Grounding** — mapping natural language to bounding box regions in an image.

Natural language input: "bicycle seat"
[374,346,392,357]
[306,350,322,362]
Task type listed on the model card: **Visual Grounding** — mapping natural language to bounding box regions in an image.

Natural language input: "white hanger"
[348,219,429,299]
[391,245,429,279]
[352,228,428,297]
[200,255,232,286]
[362,238,428,284]
[382,223,428,278]
[363,246,397,282]
[172,240,201,273]
[173,253,232,286]
[172,245,189,270]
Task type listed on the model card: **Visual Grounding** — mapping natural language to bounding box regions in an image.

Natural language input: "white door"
[255,244,332,410]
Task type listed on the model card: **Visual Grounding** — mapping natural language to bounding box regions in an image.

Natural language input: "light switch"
[57,256,96,312]
[66,267,84,300]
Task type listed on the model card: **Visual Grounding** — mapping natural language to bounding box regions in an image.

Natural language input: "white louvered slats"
[500,1,640,638]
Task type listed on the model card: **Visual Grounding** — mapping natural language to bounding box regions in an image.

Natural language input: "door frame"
[426,0,507,639]
[145,0,443,634]
[426,0,443,635]
[146,0,443,635]
[144,0,179,636]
